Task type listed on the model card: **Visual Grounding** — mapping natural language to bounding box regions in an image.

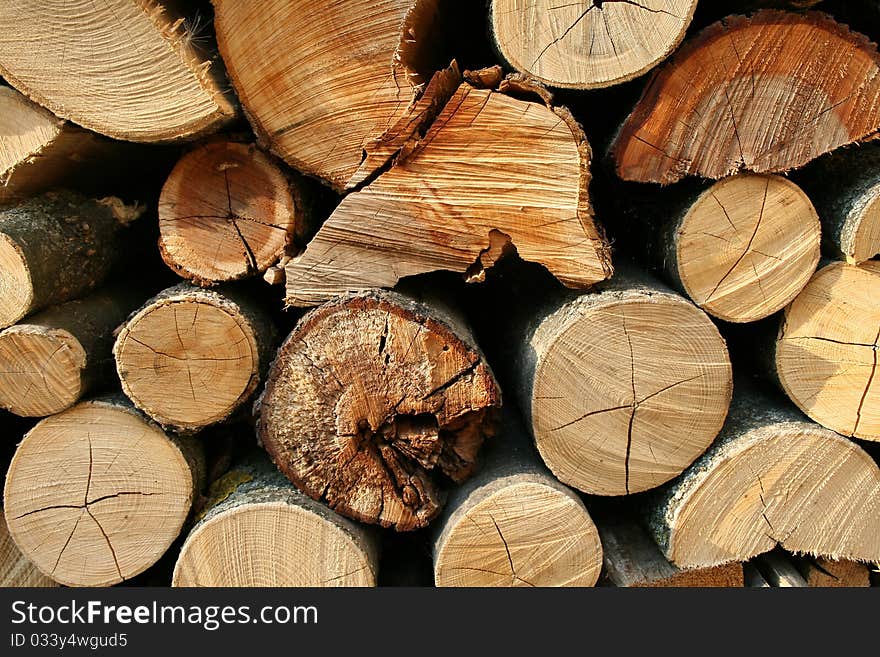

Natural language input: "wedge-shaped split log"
[285,72,612,307]
[612,11,880,183]
[257,290,501,532]
[3,398,204,587]
[0,1,236,142]
[173,455,378,587]
[646,388,880,569]
[774,261,880,441]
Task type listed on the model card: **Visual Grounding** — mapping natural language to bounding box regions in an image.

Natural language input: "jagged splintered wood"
[158,140,313,285]
[173,455,379,587]
[774,261,880,441]
[490,0,698,89]
[0,288,141,417]
[663,174,820,323]
[213,0,450,191]
[0,191,138,329]
[1,510,57,587]
[505,270,732,496]
[646,388,880,569]
[3,398,204,587]
[285,69,612,307]
[612,11,880,184]
[257,290,501,532]
[0,1,235,142]
[432,413,602,587]
[114,284,276,434]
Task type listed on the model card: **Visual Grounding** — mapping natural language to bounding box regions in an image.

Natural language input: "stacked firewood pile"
[1,0,879,588]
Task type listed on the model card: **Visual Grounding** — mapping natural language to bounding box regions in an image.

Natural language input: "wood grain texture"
[285,73,611,307]
[0,1,235,142]
[257,290,501,531]
[775,261,880,441]
[491,0,698,89]
[1,510,57,587]
[612,11,880,183]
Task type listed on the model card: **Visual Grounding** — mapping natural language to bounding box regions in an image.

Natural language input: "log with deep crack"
[256,289,502,532]
[284,68,612,307]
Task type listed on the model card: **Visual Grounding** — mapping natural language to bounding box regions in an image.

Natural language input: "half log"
[432,413,602,587]
[0,0,235,142]
[502,269,732,496]
[114,284,276,434]
[3,397,203,587]
[0,191,137,329]
[646,386,880,569]
[158,140,314,285]
[612,11,880,184]
[490,0,698,89]
[662,174,820,323]
[774,261,880,441]
[173,455,378,587]
[285,71,611,306]
[257,289,501,531]
[0,288,142,417]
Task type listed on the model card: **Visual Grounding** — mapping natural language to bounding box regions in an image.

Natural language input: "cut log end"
[114,288,264,432]
[842,184,880,264]
[158,141,300,284]
[0,326,84,417]
[776,261,880,441]
[612,11,880,183]
[434,476,602,587]
[258,291,501,531]
[673,174,820,323]
[0,234,33,327]
[491,0,698,89]
[3,400,196,587]
[531,288,732,495]
[1,511,58,587]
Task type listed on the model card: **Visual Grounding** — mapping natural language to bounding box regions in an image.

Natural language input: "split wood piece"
[795,143,880,264]
[432,413,601,587]
[3,398,203,587]
[158,140,315,285]
[753,551,807,587]
[774,261,880,441]
[0,289,142,417]
[790,556,871,588]
[490,0,698,90]
[507,270,731,496]
[611,11,880,184]
[0,190,136,329]
[0,1,235,142]
[0,87,123,205]
[257,290,501,532]
[173,456,378,587]
[646,388,880,569]
[664,174,820,323]
[213,0,451,191]
[595,509,743,587]
[1,509,57,587]
[285,76,611,306]
[114,284,276,434]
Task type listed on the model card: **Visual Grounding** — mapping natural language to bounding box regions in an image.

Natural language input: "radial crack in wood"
[0,1,236,142]
[612,11,880,183]
[1,509,57,587]
[257,290,501,531]
[284,75,611,307]
[490,0,698,89]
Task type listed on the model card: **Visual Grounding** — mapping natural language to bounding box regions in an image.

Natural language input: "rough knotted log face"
[612,11,880,183]
[674,174,820,323]
[3,401,195,587]
[531,290,732,495]
[665,422,880,568]
[258,292,501,531]
[158,141,298,284]
[214,0,445,191]
[0,0,235,142]
[434,478,602,587]
[285,78,611,306]
[491,0,698,89]
[776,261,880,441]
